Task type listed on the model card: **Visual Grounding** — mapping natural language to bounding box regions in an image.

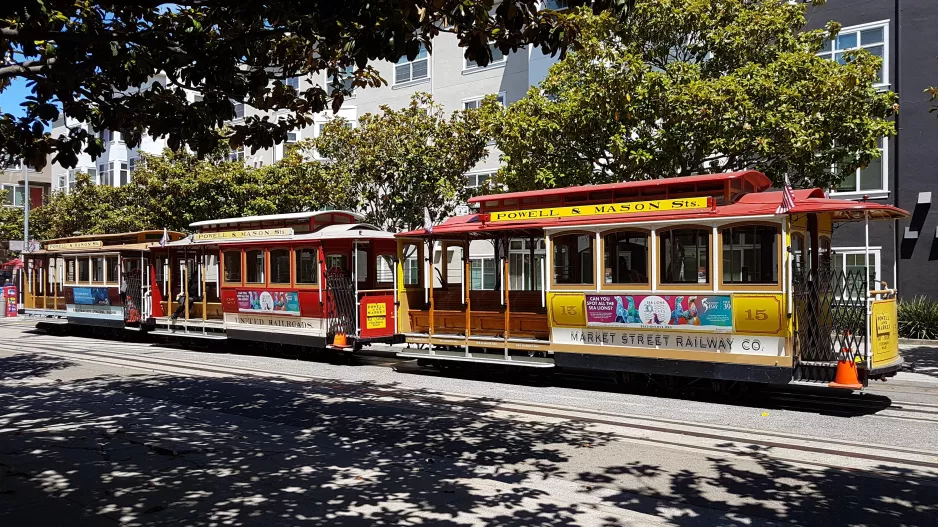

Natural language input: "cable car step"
[397,349,555,368]
[149,329,228,340]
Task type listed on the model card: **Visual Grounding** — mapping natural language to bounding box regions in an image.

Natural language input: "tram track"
[3,333,938,479]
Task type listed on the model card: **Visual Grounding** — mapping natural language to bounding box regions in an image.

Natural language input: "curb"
[899,338,938,346]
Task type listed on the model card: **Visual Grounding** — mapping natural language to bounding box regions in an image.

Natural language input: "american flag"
[776,175,796,214]
[159,227,169,247]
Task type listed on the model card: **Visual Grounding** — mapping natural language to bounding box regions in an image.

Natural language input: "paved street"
[2,320,938,526]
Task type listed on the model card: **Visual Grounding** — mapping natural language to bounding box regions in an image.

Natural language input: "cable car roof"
[162,223,393,248]
[400,187,907,237]
[467,171,772,206]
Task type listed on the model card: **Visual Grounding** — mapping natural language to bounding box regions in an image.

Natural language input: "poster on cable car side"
[237,290,301,316]
[585,294,732,331]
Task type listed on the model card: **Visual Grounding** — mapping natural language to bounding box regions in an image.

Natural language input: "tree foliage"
[29,147,351,239]
[1,0,631,171]
[491,0,897,191]
[312,93,490,232]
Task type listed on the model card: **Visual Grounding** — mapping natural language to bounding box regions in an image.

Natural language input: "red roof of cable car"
[399,185,907,238]
[467,170,772,205]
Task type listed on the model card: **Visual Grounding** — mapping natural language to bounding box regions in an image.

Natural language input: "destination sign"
[193,228,294,241]
[489,197,711,222]
[46,241,104,251]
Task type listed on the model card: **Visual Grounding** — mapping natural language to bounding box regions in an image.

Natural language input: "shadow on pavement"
[901,346,938,378]
[1,352,936,526]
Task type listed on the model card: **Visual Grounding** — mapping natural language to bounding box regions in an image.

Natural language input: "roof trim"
[467,171,771,204]
[43,230,181,243]
[189,210,364,228]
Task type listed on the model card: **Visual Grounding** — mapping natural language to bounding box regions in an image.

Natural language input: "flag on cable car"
[424,207,434,234]
[159,227,169,247]
[776,174,796,214]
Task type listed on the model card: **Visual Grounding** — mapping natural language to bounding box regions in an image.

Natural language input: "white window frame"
[465,170,495,190]
[1,184,26,208]
[462,92,506,110]
[541,0,568,10]
[324,66,356,96]
[228,148,245,163]
[464,43,507,72]
[469,256,497,290]
[817,20,889,89]
[393,45,430,86]
[830,136,888,199]
[832,246,882,293]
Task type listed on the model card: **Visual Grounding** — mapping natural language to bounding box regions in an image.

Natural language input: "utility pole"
[21,160,29,250]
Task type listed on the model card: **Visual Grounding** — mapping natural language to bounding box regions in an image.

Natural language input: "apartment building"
[804,0,938,298]
[1,161,50,209]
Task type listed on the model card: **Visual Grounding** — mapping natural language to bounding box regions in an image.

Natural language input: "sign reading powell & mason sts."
[489,197,711,222]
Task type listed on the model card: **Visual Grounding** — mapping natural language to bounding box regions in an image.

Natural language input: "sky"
[0,78,31,118]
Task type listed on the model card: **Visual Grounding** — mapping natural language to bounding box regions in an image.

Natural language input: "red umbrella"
[0,258,23,269]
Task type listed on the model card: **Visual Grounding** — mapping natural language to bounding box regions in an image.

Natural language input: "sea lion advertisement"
[585,294,732,331]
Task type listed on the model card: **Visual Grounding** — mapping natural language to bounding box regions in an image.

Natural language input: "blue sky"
[0,78,31,118]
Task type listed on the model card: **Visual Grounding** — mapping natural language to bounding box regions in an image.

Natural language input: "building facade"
[804,0,938,298]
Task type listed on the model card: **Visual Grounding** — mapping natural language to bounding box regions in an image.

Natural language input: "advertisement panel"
[585,294,732,331]
[236,290,301,316]
[73,287,111,306]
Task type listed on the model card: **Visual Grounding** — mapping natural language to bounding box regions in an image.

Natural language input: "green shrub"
[897,296,938,340]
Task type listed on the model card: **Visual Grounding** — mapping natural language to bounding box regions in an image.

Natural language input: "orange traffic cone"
[829,350,862,390]
[332,332,347,348]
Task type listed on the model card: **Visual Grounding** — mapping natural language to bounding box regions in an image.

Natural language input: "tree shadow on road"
[1,370,620,526]
[582,446,938,526]
[0,352,77,382]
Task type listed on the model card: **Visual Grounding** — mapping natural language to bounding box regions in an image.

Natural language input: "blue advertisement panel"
[73,287,111,306]
[585,294,733,331]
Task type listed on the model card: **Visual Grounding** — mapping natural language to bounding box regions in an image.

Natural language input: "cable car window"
[402,243,420,286]
[246,250,265,284]
[357,248,368,283]
[270,249,291,284]
[106,256,119,284]
[92,257,105,283]
[67,258,76,283]
[659,229,709,284]
[326,254,347,272]
[791,232,806,273]
[721,225,778,284]
[295,248,318,284]
[376,254,395,284]
[603,231,648,285]
[223,251,242,283]
[553,233,594,285]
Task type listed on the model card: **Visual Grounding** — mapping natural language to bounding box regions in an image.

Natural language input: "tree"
[491,1,897,191]
[312,93,490,232]
[30,147,351,239]
[1,0,631,171]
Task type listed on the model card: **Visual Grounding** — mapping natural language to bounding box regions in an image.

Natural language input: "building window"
[466,172,493,189]
[542,0,568,9]
[223,251,242,283]
[603,231,649,285]
[246,250,265,284]
[285,76,300,90]
[721,225,779,285]
[659,228,710,285]
[553,233,594,285]
[817,21,888,86]
[98,164,106,185]
[394,45,429,85]
[508,239,545,291]
[119,162,128,186]
[295,248,318,285]
[833,137,887,195]
[470,257,497,290]
[465,43,506,70]
[286,132,299,145]
[270,249,291,284]
[1,184,26,207]
[833,247,881,298]
[232,101,245,119]
[463,92,506,110]
[128,158,137,174]
[229,148,245,162]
